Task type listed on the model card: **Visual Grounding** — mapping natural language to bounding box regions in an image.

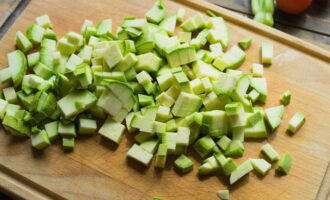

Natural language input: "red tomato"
[276,0,313,14]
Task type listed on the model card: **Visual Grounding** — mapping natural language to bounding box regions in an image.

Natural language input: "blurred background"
[206,0,330,50]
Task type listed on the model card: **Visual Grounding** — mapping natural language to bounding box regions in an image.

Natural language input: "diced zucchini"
[213,45,246,71]
[140,139,159,154]
[250,77,267,103]
[276,152,292,174]
[198,156,220,175]
[58,90,97,118]
[261,42,273,64]
[36,14,52,28]
[229,160,253,184]
[146,0,166,23]
[194,136,216,158]
[174,154,194,173]
[26,24,45,44]
[178,32,191,43]
[264,105,284,131]
[280,90,291,106]
[252,63,264,77]
[155,143,168,168]
[96,19,112,36]
[159,14,177,35]
[44,121,59,141]
[217,136,231,151]
[127,144,153,166]
[225,140,244,157]
[3,87,17,103]
[287,112,305,133]
[63,136,75,150]
[31,129,50,150]
[217,190,229,200]
[261,143,280,162]
[193,60,221,81]
[99,117,125,144]
[58,122,76,137]
[180,13,205,32]
[172,92,202,117]
[166,46,197,67]
[202,110,228,138]
[238,38,252,50]
[78,118,97,134]
[16,31,33,53]
[213,73,237,95]
[176,8,185,22]
[250,158,271,175]
[8,50,27,88]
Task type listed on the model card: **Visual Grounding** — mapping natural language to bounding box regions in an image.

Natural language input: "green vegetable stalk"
[251,0,274,26]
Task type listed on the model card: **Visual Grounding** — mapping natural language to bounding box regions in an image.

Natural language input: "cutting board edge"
[175,0,330,63]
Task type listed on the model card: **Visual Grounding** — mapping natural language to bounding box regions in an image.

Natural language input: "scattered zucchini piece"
[276,152,292,174]
[250,158,271,175]
[261,42,273,64]
[127,144,153,166]
[174,154,194,173]
[287,112,305,133]
[280,91,291,106]
[217,190,229,200]
[230,160,253,184]
[238,38,252,50]
[261,143,280,162]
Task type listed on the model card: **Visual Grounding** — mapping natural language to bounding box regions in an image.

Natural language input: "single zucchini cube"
[78,118,97,134]
[265,105,285,131]
[172,92,202,117]
[58,122,76,137]
[194,136,216,158]
[229,160,253,184]
[155,143,168,168]
[36,14,53,29]
[250,158,271,175]
[3,87,17,103]
[238,38,252,50]
[224,140,244,157]
[44,121,59,141]
[27,52,40,68]
[217,136,231,151]
[136,53,161,72]
[176,8,185,23]
[62,136,75,150]
[252,63,264,77]
[261,42,273,64]
[99,117,125,144]
[174,154,194,173]
[261,143,279,162]
[199,156,220,175]
[280,90,292,106]
[217,190,229,200]
[16,31,33,53]
[287,112,305,133]
[127,144,153,166]
[276,152,292,174]
[26,24,45,44]
[140,139,159,154]
[31,130,50,150]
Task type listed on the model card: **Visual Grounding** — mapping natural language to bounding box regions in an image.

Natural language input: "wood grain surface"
[0,0,329,199]
[206,0,330,50]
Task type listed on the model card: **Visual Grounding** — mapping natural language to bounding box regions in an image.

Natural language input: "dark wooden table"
[0,0,329,199]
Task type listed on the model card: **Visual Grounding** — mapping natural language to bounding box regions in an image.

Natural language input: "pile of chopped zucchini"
[0,0,306,197]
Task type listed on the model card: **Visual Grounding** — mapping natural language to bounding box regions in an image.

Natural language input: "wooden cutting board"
[0,0,329,199]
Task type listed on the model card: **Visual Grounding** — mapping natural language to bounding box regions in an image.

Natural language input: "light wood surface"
[0,0,329,199]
